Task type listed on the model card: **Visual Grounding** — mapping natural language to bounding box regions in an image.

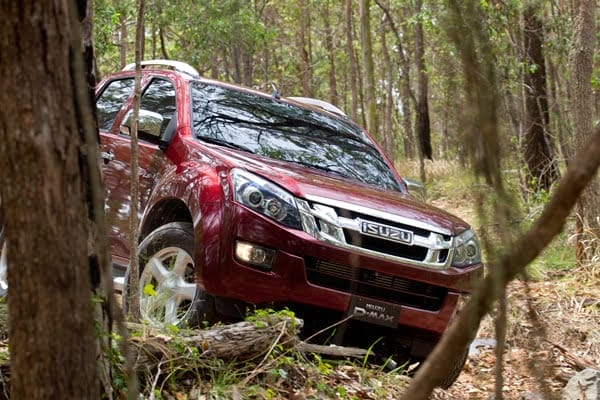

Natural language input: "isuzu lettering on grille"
[360,220,413,245]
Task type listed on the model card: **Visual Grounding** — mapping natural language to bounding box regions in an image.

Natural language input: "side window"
[140,78,177,136]
[96,78,135,131]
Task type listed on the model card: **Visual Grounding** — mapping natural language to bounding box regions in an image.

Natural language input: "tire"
[438,346,469,389]
[122,222,217,327]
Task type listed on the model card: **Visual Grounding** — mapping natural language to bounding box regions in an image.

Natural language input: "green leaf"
[143,283,157,297]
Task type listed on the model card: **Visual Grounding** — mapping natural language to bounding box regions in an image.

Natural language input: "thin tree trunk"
[231,46,242,84]
[0,1,99,397]
[127,0,145,325]
[547,59,571,166]
[323,1,339,106]
[298,0,312,97]
[345,0,359,121]
[159,27,169,59]
[360,0,378,139]
[380,20,395,160]
[119,6,127,68]
[414,0,432,166]
[375,0,415,159]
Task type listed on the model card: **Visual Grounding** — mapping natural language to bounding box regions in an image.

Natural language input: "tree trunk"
[77,0,118,396]
[231,46,242,84]
[127,0,145,324]
[298,0,312,97]
[119,5,127,68]
[374,0,415,159]
[360,0,378,139]
[323,1,339,106]
[567,0,598,262]
[380,21,396,160]
[345,0,359,121]
[414,0,432,165]
[242,49,254,87]
[0,2,99,398]
[522,6,559,192]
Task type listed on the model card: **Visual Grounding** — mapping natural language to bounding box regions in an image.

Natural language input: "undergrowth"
[113,308,411,399]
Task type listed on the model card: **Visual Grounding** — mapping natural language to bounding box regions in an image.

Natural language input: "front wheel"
[438,346,469,389]
[123,222,216,327]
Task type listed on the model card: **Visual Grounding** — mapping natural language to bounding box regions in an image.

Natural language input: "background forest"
[93,0,597,172]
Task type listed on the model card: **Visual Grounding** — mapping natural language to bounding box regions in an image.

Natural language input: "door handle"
[100,150,114,163]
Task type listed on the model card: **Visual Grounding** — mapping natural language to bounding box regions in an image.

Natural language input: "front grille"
[343,228,429,261]
[337,208,434,238]
[305,258,447,311]
[297,196,455,269]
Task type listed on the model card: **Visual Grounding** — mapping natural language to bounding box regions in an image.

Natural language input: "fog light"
[235,241,276,270]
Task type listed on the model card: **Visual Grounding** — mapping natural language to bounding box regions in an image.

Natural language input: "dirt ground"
[431,277,600,400]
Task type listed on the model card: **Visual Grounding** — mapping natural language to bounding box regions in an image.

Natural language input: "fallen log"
[127,315,303,370]
[126,314,373,375]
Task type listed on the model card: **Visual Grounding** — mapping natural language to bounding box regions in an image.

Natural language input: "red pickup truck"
[93,60,483,386]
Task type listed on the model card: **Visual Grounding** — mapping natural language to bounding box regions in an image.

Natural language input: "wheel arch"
[140,197,194,241]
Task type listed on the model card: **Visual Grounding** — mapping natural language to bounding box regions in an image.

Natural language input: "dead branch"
[547,340,600,372]
[296,342,369,358]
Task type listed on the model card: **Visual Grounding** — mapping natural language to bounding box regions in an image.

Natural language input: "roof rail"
[122,60,200,78]
[287,96,347,116]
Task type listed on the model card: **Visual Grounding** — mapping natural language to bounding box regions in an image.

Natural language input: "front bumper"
[198,203,483,336]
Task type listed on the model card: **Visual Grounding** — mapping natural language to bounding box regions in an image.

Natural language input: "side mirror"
[402,178,426,201]
[158,117,177,151]
[120,109,164,138]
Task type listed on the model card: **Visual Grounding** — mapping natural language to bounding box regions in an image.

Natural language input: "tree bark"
[298,0,312,97]
[127,0,145,324]
[119,3,127,68]
[345,0,359,121]
[374,0,415,159]
[380,20,396,160]
[0,2,99,398]
[414,0,432,164]
[323,0,339,107]
[567,0,598,262]
[360,0,378,139]
[522,6,559,192]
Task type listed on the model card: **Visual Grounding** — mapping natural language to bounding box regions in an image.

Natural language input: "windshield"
[190,82,402,191]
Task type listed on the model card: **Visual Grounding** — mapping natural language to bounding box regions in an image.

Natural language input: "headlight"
[231,168,302,229]
[451,229,481,268]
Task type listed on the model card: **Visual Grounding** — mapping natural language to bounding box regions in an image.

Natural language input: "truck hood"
[203,146,470,236]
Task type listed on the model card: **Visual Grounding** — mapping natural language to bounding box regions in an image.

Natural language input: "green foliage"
[527,232,576,279]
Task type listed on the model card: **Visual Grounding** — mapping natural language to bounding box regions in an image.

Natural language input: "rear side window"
[96,78,135,131]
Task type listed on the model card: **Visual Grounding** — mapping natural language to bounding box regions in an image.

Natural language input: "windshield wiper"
[198,136,252,153]
[286,159,351,178]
